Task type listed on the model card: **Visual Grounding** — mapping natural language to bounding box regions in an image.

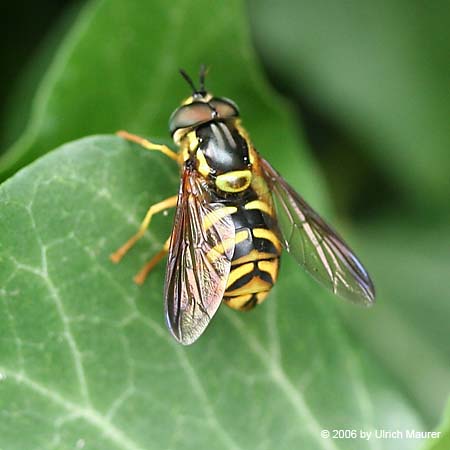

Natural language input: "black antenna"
[198,64,208,95]
[179,69,198,93]
[179,66,209,96]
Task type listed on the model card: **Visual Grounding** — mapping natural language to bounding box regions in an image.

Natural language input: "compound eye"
[169,103,213,134]
[209,97,239,119]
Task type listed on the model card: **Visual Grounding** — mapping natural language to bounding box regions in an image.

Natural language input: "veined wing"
[260,157,375,305]
[164,168,235,345]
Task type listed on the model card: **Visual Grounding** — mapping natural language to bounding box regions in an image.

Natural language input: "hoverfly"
[111,66,375,345]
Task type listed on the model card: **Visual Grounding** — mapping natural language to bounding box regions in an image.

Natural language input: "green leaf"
[0,136,423,449]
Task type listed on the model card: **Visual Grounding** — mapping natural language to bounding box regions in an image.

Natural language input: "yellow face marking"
[252,228,282,252]
[215,170,252,193]
[245,200,273,217]
[195,150,211,178]
[226,262,254,289]
[173,129,185,146]
[225,277,272,296]
[182,95,195,105]
[258,259,279,283]
[179,139,190,163]
[187,131,199,152]
[202,206,237,232]
[231,249,279,266]
[207,229,248,262]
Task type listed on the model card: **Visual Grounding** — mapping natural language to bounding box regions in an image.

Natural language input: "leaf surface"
[0,136,424,450]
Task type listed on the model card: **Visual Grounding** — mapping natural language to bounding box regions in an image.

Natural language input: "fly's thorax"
[169,89,254,195]
[180,120,255,195]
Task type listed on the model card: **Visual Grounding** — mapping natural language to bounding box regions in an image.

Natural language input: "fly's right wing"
[260,157,375,305]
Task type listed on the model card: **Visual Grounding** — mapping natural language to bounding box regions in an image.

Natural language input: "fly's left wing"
[164,168,235,345]
[259,157,375,306]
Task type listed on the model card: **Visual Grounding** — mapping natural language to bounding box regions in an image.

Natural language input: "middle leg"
[110,195,177,263]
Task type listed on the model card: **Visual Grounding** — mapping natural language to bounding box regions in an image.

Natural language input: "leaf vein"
[224,311,341,450]
[0,368,145,450]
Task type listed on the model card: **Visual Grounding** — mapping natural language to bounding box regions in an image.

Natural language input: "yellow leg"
[116,130,178,161]
[110,195,177,263]
[134,237,171,285]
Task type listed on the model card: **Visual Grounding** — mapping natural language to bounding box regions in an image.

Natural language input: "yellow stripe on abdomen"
[207,229,248,262]
[225,275,272,296]
[258,259,279,284]
[244,199,274,217]
[224,256,280,311]
[226,262,254,289]
[231,249,279,266]
[224,291,271,311]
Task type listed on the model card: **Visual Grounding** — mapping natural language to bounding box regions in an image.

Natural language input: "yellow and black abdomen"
[223,198,281,311]
[190,119,281,311]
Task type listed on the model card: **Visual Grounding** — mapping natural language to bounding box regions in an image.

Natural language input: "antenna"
[179,69,198,93]
[179,65,209,96]
[198,64,208,95]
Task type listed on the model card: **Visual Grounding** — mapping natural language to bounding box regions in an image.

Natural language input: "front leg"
[117,130,179,161]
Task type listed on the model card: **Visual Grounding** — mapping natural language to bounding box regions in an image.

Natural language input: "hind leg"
[133,237,171,285]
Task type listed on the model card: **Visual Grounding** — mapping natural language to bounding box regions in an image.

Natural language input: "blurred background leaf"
[0,2,84,150]
[247,0,450,214]
[340,220,450,424]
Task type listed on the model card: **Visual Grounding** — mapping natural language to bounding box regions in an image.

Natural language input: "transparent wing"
[164,169,235,345]
[260,157,375,305]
